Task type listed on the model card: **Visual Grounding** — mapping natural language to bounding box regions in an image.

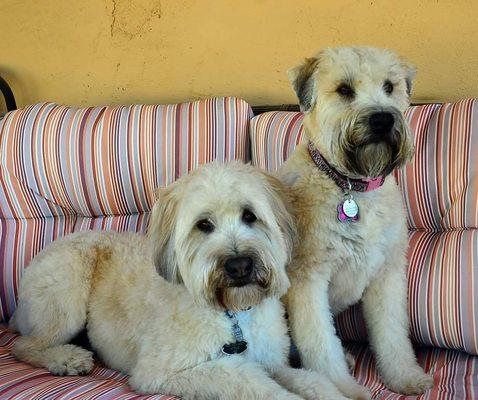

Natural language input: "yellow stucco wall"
[1,0,477,111]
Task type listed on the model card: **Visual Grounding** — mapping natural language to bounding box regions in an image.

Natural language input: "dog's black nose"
[369,112,395,135]
[224,256,253,280]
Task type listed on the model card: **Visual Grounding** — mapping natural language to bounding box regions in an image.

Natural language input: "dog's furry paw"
[334,378,371,400]
[297,384,352,400]
[349,386,372,400]
[303,390,352,400]
[45,345,94,376]
[387,371,434,395]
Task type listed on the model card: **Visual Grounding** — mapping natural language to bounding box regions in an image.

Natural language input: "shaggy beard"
[346,141,396,178]
[339,109,414,178]
[203,260,276,311]
[216,285,268,312]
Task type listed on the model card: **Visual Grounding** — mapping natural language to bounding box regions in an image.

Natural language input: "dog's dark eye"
[383,80,394,95]
[336,83,355,99]
[242,209,257,225]
[196,219,214,233]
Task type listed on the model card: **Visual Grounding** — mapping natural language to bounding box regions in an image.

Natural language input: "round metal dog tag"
[342,199,359,218]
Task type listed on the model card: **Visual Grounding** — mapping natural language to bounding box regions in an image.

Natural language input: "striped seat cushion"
[1,324,476,399]
[0,98,252,320]
[249,99,478,355]
[346,342,478,399]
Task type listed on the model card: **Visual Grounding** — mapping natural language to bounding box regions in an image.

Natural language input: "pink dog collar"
[308,142,385,193]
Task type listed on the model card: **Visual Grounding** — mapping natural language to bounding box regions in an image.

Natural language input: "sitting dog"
[9,161,346,400]
[280,47,434,399]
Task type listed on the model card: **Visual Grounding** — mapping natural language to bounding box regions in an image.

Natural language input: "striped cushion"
[336,229,478,356]
[251,112,304,171]
[345,342,478,399]
[398,101,478,230]
[250,99,478,355]
[0,98,252,320]
[0,99,251,219]
[0,215,151,319]
[407,230,478,354]
[1,325,476,399]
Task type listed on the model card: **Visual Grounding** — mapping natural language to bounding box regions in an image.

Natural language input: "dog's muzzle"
[224,256,254,287]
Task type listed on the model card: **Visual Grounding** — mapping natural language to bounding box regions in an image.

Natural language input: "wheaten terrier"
[9,162,346,400]
[280,47,434,399]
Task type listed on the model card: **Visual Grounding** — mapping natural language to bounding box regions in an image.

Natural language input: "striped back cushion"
[397,101,478,229]
[0,98,252,320]
[250,99,478,355]
[251,112,305,171]
[0,99,251,219]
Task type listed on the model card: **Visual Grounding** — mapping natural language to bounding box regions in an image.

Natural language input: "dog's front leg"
[287,272,371,400]
[268,364,352,400]
[129,356,304,400]
[362,258,434,395]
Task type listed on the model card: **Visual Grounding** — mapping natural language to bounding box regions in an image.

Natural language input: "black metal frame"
[0,76,17,111]
[251,104,300,115]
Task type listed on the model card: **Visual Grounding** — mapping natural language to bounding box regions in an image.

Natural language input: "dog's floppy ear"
[401,58,416,96]
[260,172,297,259]
[288,56,320,113]
[148,184,182,284]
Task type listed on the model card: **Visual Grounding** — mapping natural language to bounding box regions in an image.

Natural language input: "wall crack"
[109,0,161,40]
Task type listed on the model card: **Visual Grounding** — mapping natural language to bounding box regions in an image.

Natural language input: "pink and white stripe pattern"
[398,101,478,230]
[346,342,478,400]
[250,111,305,171]
[0,98,252,219]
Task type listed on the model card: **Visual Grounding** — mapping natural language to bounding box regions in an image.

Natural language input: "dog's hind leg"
[10,233,99,375]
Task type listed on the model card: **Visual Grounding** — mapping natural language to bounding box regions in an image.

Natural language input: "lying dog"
[10,161,346,400]
[280,47,434,399]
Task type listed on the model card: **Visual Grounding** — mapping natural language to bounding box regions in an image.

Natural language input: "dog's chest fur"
[280,145,408,315]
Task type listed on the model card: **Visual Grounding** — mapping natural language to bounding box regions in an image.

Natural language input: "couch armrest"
[0,76,16,113]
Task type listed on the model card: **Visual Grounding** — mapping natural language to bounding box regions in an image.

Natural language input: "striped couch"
[0,98,476,399]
